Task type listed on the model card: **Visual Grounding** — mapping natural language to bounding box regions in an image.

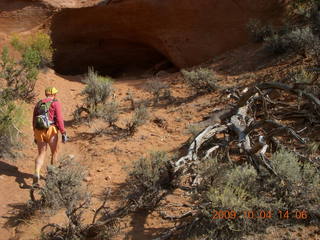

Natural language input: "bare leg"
[35,141,47,184]
[49,134,59,165]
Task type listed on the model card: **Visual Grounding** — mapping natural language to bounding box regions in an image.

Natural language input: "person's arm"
[53,101,66,134]
[32,104,37,130]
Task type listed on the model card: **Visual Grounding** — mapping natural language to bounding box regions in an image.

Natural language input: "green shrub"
[126,105,149,135]
[101,101,119,127]
[269,148,320,207]
[271,148,302,183]
[187,148,320,239]
[125,151,172,210]
[289,0,320,24]
[0,98,24,157]
[0,46,40,100]
[291,68,315,83]
[246,19,273,43]
[181,68,218,93]
[81,68,114,116]
[144,80,170,104]
[40,157,88,211]
[264,32,290,54]
[40,157,119,240]
[307,141,320,154]
[0,33,53,100]
[11,32,53,67]
[264,26,319,55]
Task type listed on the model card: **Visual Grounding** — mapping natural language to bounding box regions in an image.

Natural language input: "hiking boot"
[32,175,40,188]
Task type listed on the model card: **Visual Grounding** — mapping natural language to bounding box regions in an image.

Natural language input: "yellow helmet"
[45,87,58,95]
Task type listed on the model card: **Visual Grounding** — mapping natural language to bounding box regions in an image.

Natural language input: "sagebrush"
[0,33,53,101]
[0,98,24,158]
[81,67,114,117]
[144,80,171,104]
[246,19,273,42]
[181,68,218,93]
[186,148,320,239]
[124,151,172,210]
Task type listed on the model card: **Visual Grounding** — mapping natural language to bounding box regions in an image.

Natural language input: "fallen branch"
[174,124,227,172]
[238,82,320,108]
[160,211,193,221]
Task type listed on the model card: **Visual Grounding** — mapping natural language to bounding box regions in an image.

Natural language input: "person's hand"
[62,133,68,143]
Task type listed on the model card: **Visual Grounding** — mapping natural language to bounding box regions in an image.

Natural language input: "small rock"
[97,168,104,172]
[105,176,111,181]
[83,176,92,182]
[67,154,75,160]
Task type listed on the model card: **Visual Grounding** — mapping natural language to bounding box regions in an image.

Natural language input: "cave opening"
[52,38,176,78]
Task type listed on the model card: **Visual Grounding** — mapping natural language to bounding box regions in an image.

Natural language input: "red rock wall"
[0,0,287,75]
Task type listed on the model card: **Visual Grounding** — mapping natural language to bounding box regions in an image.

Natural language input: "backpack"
[34,99,56,130]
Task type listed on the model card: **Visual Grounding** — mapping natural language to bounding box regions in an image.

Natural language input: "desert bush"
[268,148,320,207]
[0,98,24,157]
[289,0,320,25]
[186,148,320,239]
[264,26,319,55]
[0,45,40,100]
[40,157,88,211]
[11,32,53,67]
[308,141,320,154]
[181,68,218,93]
[40,158,89,240]
[144,80,170,104]
[291,68,315,83]
[124,90,136,110]
[81,68,114,116]
[100,101,119,127]
[264,31,290,54]
[126,105,149,135]
[187,161,278,240]
[246,19,273,42]
[125,151,172,210]
[0,33,53,100]
[40,158,119,240]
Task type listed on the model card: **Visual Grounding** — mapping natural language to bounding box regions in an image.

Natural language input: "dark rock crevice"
[50,0,286,77]
[52,38,171,77]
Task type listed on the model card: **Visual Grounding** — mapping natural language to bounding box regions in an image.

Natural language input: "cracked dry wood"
[174,124,228,172]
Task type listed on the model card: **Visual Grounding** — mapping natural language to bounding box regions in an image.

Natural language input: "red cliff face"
[0,0,287,75]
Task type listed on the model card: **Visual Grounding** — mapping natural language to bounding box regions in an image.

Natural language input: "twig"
[238,82,320,107]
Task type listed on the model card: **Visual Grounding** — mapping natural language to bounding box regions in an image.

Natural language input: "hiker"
[32,87,68,186]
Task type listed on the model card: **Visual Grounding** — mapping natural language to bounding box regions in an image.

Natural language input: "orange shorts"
[34,126,58,143]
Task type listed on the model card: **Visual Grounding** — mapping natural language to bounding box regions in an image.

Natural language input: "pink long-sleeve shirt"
[33,97,66,134]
